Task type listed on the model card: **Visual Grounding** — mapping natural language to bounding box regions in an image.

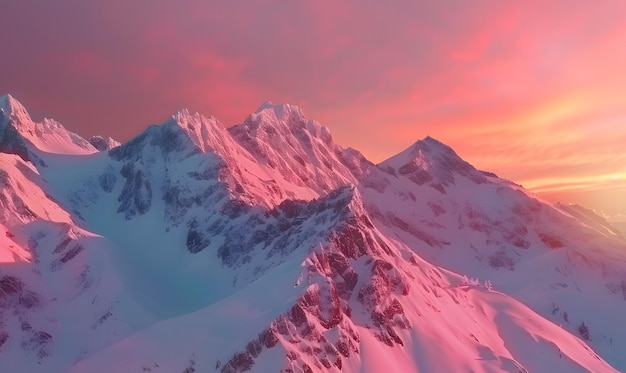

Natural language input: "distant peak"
[170,108,220,126]
[0,93,17,107]
[413,136,448,150]
[255,101,276,113]
[253,101,304,120]
[0,93,32,123]
[88,135,121,152]
[407,136,464,159]
[422,135,440,144]
[171,107,193,120]
[405,136,468,166]
[235,102,335,146]
[380,135,488,185]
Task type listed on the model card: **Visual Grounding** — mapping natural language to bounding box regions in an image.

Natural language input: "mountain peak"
[0,94,96,157]
[0,94,32,124]
[229,103,369,196]
[88,135,121,151]
[171,108,221,128]
[255,100,276,113]
[411,135,453,154]
[251,101,305,125]
[168,109,245,157]
[254,101,304,119]
[111,107,252,171]
[380,135,488,187]
[388,136,462,170]
[240,102,331,144]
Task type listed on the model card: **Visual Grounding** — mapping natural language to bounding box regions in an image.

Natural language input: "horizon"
[1,1,624,221]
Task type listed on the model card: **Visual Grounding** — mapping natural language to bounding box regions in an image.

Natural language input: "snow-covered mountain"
[88,136,120,152]
[0,94,624,372]
[0,95,97,161]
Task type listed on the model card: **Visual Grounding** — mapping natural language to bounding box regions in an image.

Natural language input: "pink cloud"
[1,0,625,214]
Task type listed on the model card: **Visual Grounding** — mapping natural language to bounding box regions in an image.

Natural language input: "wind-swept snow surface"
[0,94,624,372]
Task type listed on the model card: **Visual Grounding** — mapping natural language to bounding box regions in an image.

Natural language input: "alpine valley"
[0,93,625,372]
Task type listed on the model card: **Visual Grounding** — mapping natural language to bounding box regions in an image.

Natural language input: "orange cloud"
[1,1,625,216]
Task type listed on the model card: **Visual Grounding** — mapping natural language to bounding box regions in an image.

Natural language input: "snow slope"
[0,95,96,158]
[0,94,624,372]
[364,137,626,367]
[0,153,153,371]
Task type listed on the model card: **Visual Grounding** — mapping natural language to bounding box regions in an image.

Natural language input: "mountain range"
[1,93,625,372]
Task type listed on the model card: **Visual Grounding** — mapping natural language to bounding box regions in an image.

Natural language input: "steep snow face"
[171,109,243,157]
[0,96,31,162]
[0,153,151,370]
[0,94,96,158]
[0,154,74,226]
[230,102,371,196]
[164,110,287,206]
[0,222,154,371]
[0,95,32,128]
[360,142,626,369]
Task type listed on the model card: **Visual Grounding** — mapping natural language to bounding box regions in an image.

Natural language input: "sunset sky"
[1,1,625,220]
